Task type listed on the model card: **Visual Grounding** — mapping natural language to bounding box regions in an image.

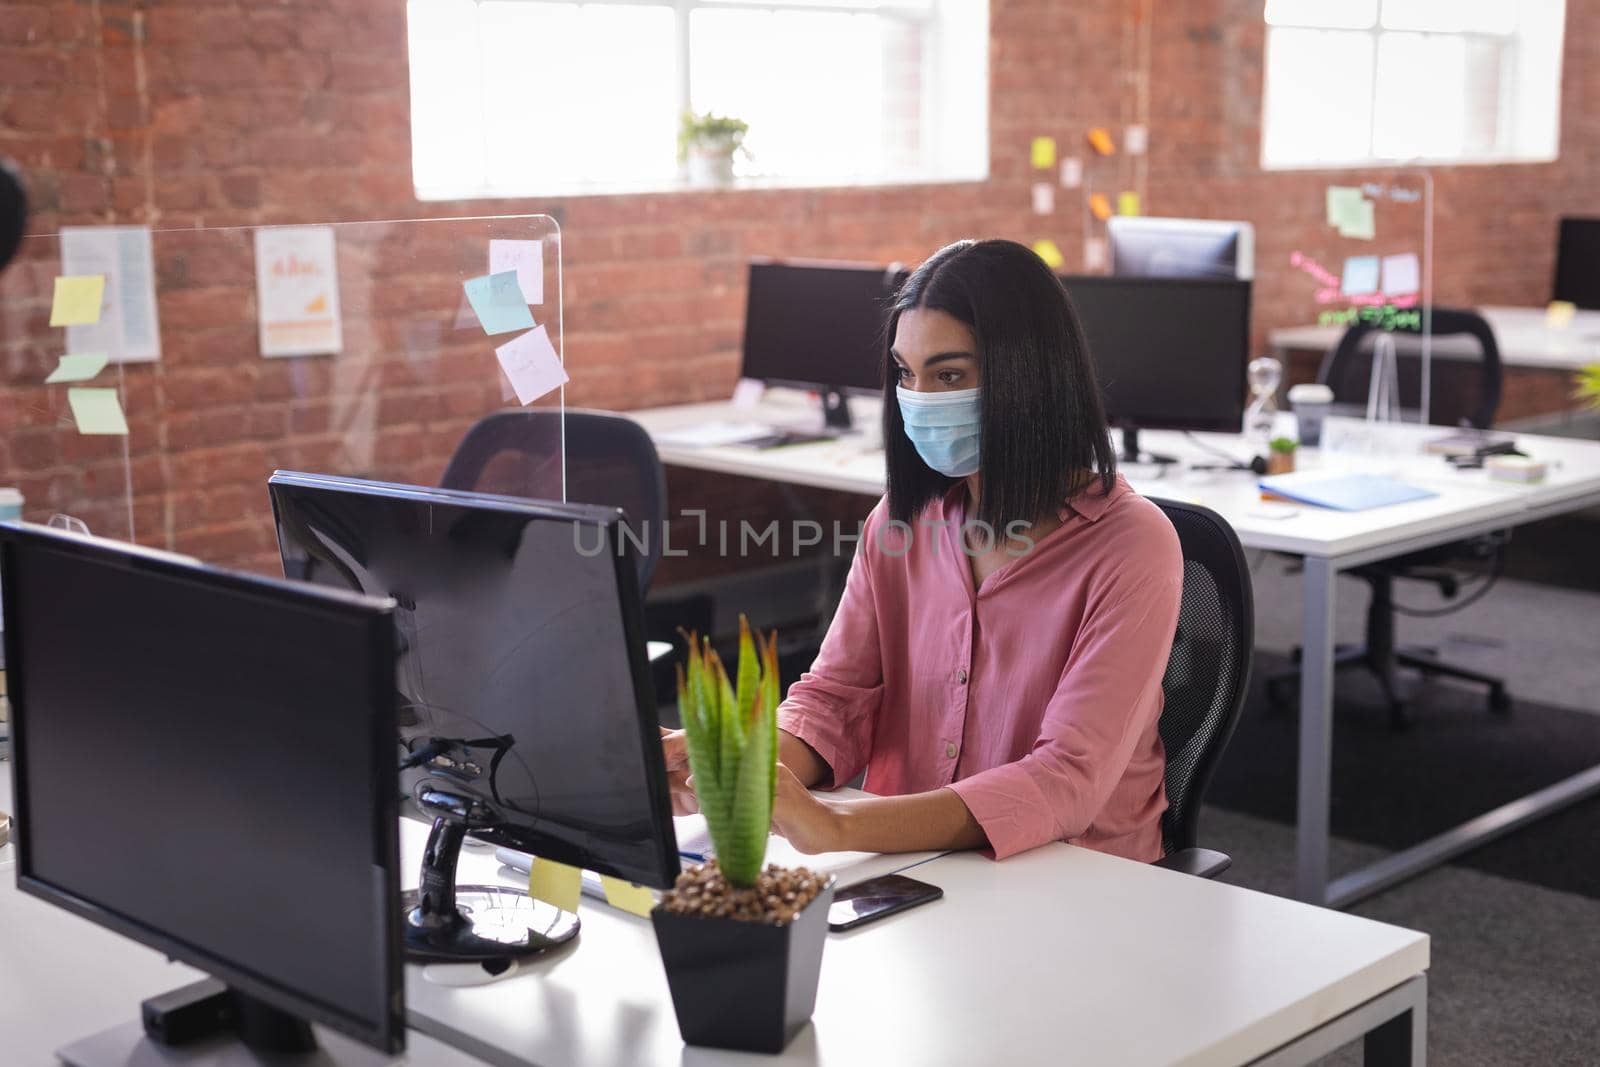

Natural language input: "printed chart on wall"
[58,226,162,363]
[254,225,344,357]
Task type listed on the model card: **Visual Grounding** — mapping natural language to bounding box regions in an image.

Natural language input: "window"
[1260,0,1565,168]
[406,0,988,199]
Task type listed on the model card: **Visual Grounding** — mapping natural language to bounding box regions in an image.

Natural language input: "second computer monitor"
[1060,275,1251,461]
[1108,217,1255,281]
[742,259,899,428]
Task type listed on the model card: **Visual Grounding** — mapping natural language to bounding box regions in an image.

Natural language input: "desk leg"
[1296,557,1336,905]
[1364,974,1427,1066]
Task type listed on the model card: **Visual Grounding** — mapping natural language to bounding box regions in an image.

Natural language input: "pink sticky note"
[489,239,543,305]
[495,324,568,405]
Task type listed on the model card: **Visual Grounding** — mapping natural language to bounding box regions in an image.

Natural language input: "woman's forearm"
[828,788,989,853]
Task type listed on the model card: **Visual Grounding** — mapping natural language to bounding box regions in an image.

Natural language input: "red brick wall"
[2,0,1598,576]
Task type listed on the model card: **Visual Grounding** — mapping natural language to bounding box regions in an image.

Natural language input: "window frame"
[408,0,980,200]
[1259,3,1562,170]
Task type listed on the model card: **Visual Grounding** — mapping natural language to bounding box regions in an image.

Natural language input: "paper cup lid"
[1288,384,1334,403]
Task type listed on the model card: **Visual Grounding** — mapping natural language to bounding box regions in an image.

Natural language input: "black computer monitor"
[1107,217,1255,281]
[0,522,404,1058]
[1059,275,1252,464]
[741,259,902,431]
[268,472,679,963]
[1553,217,1600,310]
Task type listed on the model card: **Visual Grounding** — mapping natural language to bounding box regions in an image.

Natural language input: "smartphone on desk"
[828,873,943,932]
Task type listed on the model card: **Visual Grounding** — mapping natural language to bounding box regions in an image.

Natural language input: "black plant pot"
[651,876,836,1053]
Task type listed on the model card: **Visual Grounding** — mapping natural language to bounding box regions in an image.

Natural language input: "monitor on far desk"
[269,472,680,964]
[1060,275,1251,465]
[1108,216,1255,281]
[740,258,903,440]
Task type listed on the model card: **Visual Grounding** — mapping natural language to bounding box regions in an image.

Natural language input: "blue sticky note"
[1340,255,1380,297]
[462,271,535,336]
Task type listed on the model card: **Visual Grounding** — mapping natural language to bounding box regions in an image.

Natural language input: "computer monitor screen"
[268,473,678,893]
[1554,217,1600,310]
[1107,217,1255,281]
[0,523,403,1053]
[1060,275,1251,442]
[741,260,895,394]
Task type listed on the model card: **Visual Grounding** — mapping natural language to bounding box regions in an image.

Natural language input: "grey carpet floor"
[1205,559,1600,1063]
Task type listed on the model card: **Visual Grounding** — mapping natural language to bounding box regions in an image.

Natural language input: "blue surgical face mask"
[897,385,981,478]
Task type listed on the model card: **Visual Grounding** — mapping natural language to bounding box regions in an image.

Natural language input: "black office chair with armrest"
[1267,308,1512,728]
[1149,499,1254,880]
[440,408,668,591]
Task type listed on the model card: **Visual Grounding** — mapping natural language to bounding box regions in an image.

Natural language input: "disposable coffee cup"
[0,488,20,522]
[1288,384,1334,448]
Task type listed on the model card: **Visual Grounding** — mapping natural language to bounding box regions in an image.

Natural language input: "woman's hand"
[771,763,847,854]
[659,727,698,815]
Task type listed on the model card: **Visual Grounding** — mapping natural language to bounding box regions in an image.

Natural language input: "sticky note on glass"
[1031,183,1055,215]
[1030,136,1057,170]
[1124,124,1148,155]
[1381,253,1419,297]
[1089,194,1113,222]
[1341,255,1381,297]
[1059,157,1083,188]
[67,387,128,435]
[599,875,656,918]
[528,858,582,913]
[1325,186,1363,228]
[1086,127,1116,156]
[488,239,543,305]
[50,275,106,327]
[462,271,535,336]
[1031,239,1065,270]
[45,351,109,384]
[1117,191,1141,217]
[1341,198,1376,240]
[496,323,568,405]
[1547,300,1577,328]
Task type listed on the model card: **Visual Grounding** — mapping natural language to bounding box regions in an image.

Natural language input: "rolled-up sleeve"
[947,572,1182,860]
[777,510,886,789]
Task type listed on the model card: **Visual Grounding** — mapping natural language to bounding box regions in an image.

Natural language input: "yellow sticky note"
[1031,239,1065,270]
[50,275,106,327]
[1086,127,1116,156]
[1089,194,1113,222]
[1117,191,1141,217]
[528,858,581,914]
[1546,300,1576,329]
[66,387,129,435]
[1030,136,1057,170]
[599,875,656,918]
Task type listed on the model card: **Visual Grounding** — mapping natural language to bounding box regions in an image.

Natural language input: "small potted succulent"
[1576,363,1600,409]
[678,111,749,187]
[1267,435,1297,474]
[651,618,834,1053]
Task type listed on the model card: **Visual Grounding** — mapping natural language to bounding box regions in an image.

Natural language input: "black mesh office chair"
[439,408,668,591]
[1268,309,1511,728]
[1149,499,1254,880]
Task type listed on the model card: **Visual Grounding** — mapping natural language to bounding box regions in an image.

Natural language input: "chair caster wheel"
[1489,687,1512,714]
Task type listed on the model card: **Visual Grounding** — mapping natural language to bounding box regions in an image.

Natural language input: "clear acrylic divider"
[0,215,564,575]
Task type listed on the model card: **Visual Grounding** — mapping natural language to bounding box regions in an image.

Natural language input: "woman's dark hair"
[882,238,1117,532]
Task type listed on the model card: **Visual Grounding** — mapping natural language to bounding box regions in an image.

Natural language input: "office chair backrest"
[1151,499,1254,856]
[440,408,668,591]
[1318,307,1502,429]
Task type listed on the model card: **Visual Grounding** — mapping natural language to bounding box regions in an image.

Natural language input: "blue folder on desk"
[1257,473,1437,511]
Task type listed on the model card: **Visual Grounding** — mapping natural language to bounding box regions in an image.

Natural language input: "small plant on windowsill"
[651,617,834,1054]
[678,111,749,187]
[1267,435,1298,475]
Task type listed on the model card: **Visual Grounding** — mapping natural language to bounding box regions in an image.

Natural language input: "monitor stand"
[58,1017,483,1066]
[1117,426,1176,467]
[400,815,580,963]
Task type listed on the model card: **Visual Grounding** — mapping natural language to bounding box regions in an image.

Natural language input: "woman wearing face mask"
[665,238,1183,862]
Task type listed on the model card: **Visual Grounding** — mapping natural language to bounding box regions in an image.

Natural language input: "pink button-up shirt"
[777,474,1183,862]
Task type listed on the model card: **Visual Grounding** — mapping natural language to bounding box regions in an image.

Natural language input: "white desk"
[631,395,1600,908]
[1268,305,1600,372]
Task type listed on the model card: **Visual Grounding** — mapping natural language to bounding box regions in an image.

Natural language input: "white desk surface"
[402,819,1428,1067]
[630,395,1600,563]
[1268,304,1600,370]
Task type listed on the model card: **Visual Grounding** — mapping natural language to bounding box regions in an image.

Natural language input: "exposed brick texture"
[2,0,1598,580]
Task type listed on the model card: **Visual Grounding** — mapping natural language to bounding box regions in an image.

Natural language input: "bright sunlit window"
[1260,0,1566,168]
[406,0,989,199]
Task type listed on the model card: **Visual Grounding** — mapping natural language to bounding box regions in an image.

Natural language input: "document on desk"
[653,420,775,448]
[1258,472,1437,511]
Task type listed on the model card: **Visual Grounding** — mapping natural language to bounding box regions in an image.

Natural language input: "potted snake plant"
[651,618,834,1053]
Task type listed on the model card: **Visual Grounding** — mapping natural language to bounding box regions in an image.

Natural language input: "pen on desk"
[679,850,706,863]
